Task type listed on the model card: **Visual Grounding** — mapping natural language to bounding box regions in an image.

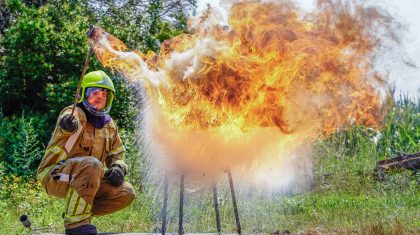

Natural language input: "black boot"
[65,224,97,235]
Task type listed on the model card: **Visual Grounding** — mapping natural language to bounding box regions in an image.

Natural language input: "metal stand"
[161,174,168,235]
[212,180,221,234]
[161,170,241,234]
[178,174,185,235]
[227,169,241,235]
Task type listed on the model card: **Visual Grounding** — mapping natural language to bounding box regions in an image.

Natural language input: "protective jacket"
[37,105,127,194]
[36,105,135,229]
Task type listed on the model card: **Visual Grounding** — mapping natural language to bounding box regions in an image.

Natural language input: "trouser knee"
[124,183,136,206]
[91,182,136,216]
[74,156,104,171]
[43,157,103,199]
[69,157,104,203]
[71,157,104,179]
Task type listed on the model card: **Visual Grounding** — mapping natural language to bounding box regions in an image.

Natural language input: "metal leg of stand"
[161,174,169,235]
[227,169,241,235]
[178,174,185,235]
[212,180,221,234]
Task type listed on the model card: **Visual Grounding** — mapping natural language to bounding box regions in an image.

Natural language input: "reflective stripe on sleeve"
[46,145,68,163]
[109,144,125,156]
[56,151,68,163]
[37,165,55,183]
[37,145,68,183]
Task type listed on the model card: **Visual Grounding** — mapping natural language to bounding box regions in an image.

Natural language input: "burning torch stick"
[70,35,95,116]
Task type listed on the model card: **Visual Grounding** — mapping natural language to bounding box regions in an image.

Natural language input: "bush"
[0,112,49,177]
[0,0,91,117]
[376,95,420,158]
[119,126,146,190]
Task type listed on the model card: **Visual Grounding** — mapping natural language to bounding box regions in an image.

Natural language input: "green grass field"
[0,97,418,234]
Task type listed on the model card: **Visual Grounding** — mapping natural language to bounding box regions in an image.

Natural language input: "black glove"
[103,164,126,187]
[59,114,78,132]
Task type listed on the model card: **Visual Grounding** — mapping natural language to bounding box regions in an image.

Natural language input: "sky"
[196,0,420,98]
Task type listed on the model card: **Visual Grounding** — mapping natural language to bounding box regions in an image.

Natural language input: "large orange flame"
[88,0,391,177]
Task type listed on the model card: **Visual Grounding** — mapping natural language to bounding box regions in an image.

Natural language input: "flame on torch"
[88,0,395,188]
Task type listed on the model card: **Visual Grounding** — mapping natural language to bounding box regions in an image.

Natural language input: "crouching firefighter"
[37,70,135,235]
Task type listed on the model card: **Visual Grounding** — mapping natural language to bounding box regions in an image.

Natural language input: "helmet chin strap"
[82,100,111,116]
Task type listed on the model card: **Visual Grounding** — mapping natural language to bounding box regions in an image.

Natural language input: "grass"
[0,177,154,234]
[0,95,419,234]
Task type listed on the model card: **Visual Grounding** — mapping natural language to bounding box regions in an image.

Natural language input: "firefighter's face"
[87,88,108,110]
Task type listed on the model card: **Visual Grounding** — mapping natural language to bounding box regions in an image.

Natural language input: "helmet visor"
[83,87,114,115]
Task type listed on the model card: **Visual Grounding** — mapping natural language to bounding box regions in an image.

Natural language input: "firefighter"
[37,70,135,235]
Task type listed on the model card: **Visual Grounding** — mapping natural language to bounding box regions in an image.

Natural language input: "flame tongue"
[88,0,390,173]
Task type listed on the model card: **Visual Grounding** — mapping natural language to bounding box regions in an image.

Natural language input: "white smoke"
[164,37,226,80]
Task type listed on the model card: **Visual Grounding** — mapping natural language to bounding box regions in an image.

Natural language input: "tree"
[90,0,196,51]
[0,0,196,121]
[0,0,197,177]
[0,113,48,177]
[0,0,91,118]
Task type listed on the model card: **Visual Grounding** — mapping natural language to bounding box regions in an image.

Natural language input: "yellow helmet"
[78,70,115,116]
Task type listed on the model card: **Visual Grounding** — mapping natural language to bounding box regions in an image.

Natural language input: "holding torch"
[70,26,96,116]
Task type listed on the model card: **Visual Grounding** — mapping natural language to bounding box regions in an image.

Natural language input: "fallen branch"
[375,152,420,180]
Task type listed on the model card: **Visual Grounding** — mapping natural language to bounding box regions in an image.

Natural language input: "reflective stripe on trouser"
[40,156,135,228]
[40,156,104,229]
[64,188,92,224]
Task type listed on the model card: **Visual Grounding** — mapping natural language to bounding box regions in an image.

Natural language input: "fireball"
[88,0,393,186]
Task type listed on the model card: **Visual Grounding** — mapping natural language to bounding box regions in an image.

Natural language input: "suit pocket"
[80,131,94,153]
[45,162,70,198]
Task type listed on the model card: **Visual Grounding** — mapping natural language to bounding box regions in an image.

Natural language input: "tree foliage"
[0,113,48,177]
[1,0,195,118]
[0,0,91,117]
[88,0,195,50]
[0,0,196,177]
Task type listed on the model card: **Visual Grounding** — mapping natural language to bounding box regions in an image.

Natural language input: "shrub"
[0,112,49,177]
[376,95,419,158]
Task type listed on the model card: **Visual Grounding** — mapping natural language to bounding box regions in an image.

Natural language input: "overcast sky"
[196,0,420,98]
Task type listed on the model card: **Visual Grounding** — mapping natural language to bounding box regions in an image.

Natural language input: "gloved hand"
[59,114,78,132]
[103,164,126,187]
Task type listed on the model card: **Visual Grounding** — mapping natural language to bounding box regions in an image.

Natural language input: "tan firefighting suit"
[37,106,135,229]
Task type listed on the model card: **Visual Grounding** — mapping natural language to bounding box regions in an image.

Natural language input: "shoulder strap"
[64,126,83,155]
